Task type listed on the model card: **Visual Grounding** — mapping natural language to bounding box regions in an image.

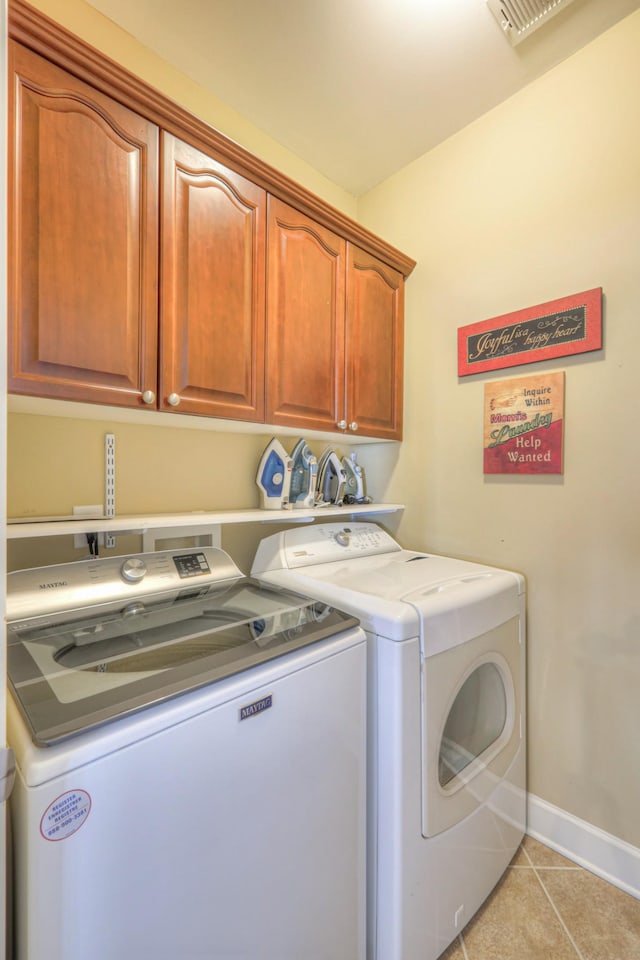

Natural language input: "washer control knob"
[335,530,350,547]
[120,558,147,583]
[142,390,156,405]
[167,392,181,407]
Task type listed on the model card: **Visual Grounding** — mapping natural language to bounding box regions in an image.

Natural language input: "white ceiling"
[86,0,640,196]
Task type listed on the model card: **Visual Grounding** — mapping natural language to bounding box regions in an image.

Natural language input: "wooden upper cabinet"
[346,246,404,440]
[8,40,159,408]
[266,197,346,433]
[160,133,266,420]
[7,3,415,436]
[266,198,404,439]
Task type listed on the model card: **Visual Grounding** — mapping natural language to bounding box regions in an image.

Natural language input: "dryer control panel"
[253,522,402,570]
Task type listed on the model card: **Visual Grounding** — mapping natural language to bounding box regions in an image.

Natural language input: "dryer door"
[421,616,523,838]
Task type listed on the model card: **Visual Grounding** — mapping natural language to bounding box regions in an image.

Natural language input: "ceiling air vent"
[486,0,577,46]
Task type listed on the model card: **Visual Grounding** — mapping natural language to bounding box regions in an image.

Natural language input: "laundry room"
[2,1,640,959]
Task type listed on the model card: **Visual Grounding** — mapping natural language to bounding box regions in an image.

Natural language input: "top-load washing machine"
[251,521,526,960]
[7,546,367,960]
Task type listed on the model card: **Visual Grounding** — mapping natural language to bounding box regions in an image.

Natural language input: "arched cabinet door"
[346,245,404,441]
[8,41,159,408]
[160,133,266,421]
[266,197,346,434]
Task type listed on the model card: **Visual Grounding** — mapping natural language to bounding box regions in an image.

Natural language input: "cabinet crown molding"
[8,0,416,278]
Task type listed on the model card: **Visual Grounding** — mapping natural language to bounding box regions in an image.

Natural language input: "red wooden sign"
[458,288,602,377]
[484,372,565,475]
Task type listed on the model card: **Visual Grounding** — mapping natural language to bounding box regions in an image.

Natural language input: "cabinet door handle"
[142,390,156,405]
[349,421,359,432]
[167,393,181,407]
[336,419,347,430]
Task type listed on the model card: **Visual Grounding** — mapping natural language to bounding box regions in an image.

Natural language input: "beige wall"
[7,0,640,853]
[7,407,354,573]
[358,12,640,848]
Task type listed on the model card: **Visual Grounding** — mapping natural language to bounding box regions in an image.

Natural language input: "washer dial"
[120,558,147,583]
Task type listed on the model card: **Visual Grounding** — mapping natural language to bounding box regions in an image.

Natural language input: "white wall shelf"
[6,503,405,540]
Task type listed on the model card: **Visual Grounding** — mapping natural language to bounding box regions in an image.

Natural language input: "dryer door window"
[422,616,523,838]
[438,662,507,787]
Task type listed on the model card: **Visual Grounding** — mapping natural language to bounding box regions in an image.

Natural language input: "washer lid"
[8,576,358,747]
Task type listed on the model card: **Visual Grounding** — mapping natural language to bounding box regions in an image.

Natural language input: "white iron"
[289,439,318,509]
[256,438,293,510]
[341,452,370,503]
[316,447,346,506]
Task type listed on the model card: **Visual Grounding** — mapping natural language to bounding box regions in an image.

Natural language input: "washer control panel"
[7,547,240,624]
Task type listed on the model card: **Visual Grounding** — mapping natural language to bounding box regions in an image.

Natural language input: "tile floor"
[440,835,640,960]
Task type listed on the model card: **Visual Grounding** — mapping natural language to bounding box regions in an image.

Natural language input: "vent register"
[487,0,577,45]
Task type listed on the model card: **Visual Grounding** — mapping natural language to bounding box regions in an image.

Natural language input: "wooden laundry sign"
[458,288,602,376]
[483,372,565,475]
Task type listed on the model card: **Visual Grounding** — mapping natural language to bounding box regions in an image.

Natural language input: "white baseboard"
[527,793,640,900]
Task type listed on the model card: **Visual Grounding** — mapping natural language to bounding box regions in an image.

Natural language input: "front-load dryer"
[251,521,526,960]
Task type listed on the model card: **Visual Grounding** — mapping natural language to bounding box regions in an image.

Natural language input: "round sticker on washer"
[40,790,92,841]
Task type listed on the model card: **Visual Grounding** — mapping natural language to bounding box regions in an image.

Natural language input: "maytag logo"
[39,580,69,590]
[239,694,273,721]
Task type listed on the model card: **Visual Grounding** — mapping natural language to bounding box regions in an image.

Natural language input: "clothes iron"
[316,447,346,506]
[341,452,370,504]
[289,439,318,509]
[256,438,293,509]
